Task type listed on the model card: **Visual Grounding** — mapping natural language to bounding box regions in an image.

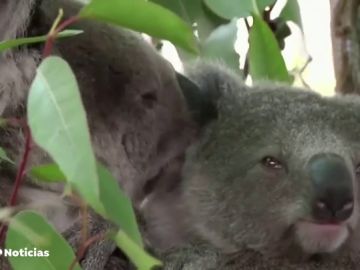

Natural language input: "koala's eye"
[261,156,283,169]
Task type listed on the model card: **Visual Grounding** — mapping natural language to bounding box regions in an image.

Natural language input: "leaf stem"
[9,126,32,206]
[49,9,65,36]
[43,15,80,58]
[0,125,32,245]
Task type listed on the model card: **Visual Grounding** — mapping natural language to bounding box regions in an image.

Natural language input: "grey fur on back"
[0,0,195,269]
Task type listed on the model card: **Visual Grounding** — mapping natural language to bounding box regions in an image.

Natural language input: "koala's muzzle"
[308,153,354,223]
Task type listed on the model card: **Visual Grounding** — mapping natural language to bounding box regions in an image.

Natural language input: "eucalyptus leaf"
[27,56,103,215]
[202,19,240,71]
[150,0,195,24]
[6,211,81,270]
[150,0,225,40]
[280,0,303,29]
[0,30,83,53]
[249,14,291,83]
[203,0,276,20]
[30,164,66,183]
[97,163,143,246]
[27,56,146,255]
[79,0,198,53]
[113,230,162,270]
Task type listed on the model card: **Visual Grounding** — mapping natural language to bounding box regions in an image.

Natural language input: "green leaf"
[27,56,104,215]
[257,0,276,12]
[280,0,302,29]
[150,0,195,23]
[29,162,144,247]
[0,147,14,165]
[6,211,81,270]
[0,30,83,54]
[249,14,291,83]
[113,230,162,270]
[203,0,276,20]
[97,163,143,246]
[30,164,66,183]
[202,19,240,71]
[79,0,198,53]
[27,56,146,252]
[150,0,225,40]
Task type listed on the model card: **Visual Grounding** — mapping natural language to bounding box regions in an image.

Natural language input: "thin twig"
[243,18,251,79]
[0,125,32,244]
[43,16,80,58]
[68,233,107,270]
[298,56,313,89]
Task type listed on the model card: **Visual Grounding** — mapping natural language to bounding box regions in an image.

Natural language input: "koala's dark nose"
[308,153,354,223]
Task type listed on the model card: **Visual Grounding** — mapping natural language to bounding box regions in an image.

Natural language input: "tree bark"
[330,0,360,94]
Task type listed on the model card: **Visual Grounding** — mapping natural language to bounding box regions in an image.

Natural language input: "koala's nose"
[308,153,354,223]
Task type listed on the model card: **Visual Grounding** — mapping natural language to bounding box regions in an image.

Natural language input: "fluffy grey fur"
[2,0,360,270]
[0,0,194,269]
[145,62,360,269]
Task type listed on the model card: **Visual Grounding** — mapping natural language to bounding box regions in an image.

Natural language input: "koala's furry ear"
[177,61,247,126]
[176,72,217,126]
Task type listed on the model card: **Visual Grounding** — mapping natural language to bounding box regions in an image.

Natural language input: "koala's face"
[183,87,360,258]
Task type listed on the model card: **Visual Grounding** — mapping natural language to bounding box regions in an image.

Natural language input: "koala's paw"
[159,244,220,270]
[80,239,117,270]
[104,253,135,270]
[62,212,117,270]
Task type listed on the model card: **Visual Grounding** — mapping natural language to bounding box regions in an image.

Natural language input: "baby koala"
[141,62,360,270]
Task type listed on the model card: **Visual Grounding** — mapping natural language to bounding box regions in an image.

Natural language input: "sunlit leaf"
[6,211,81,270]
[27,57,148,260]
[249,14,291,83]
[79,0,198,53]
[27,56,103,215]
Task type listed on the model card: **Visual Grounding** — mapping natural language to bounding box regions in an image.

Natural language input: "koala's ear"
[177,61,247,127]
[176,72,218,126]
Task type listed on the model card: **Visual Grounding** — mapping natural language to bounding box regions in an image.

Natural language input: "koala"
[139,62,360,269]
[0,0,195,269]
[3,1,360,270]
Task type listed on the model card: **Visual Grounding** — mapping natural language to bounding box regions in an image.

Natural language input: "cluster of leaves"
[152,0,303,83]
[0,0,302,270]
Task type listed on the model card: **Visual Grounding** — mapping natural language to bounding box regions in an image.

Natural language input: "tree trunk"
[330,0,360,94]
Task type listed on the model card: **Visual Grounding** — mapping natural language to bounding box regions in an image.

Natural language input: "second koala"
[140,62,360,270]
